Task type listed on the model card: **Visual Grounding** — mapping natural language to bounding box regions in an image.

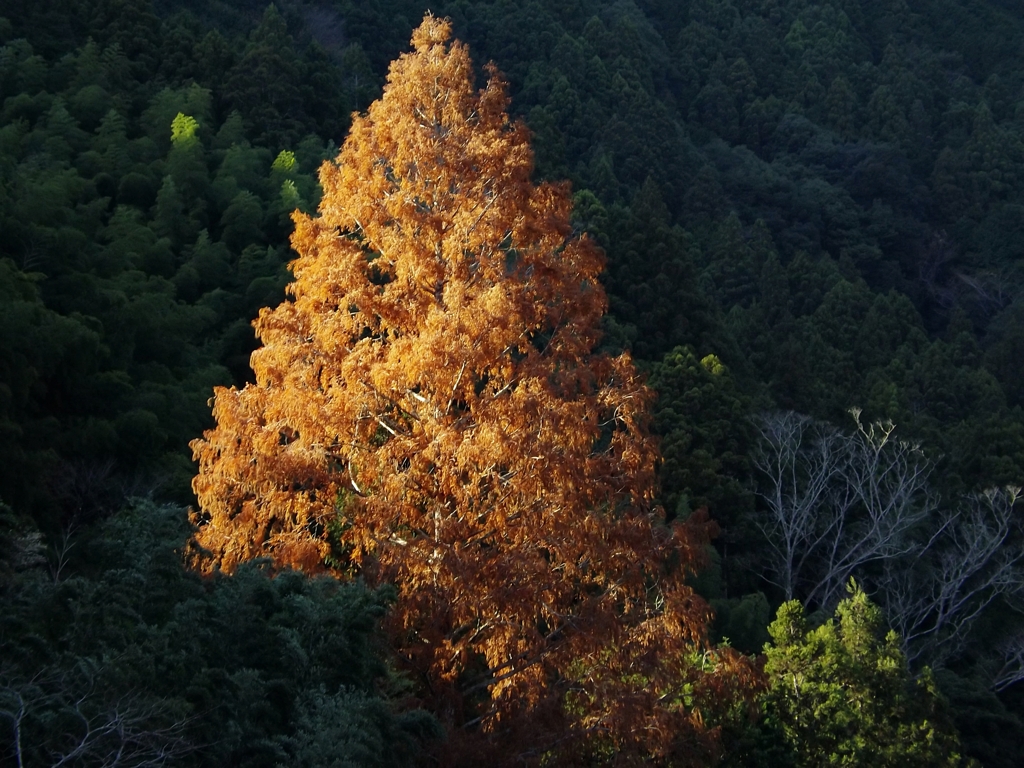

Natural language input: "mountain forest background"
[3,0,1024,765]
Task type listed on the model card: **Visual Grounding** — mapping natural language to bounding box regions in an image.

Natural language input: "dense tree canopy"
[0,501,436,767]
[5,0,1024,764]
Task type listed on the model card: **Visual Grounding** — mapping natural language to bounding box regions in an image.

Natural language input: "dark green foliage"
[647,346,754,526]
[0,259,109,524]
[593,177,724,362]
[933,670,1024,768]
[4,0,1024,763]
[0,19,340,524]
[222,6,306,148]
[0,500,437,766]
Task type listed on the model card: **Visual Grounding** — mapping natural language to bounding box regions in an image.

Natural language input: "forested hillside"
[2,0,1023,765]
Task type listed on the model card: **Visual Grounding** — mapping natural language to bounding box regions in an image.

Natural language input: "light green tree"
[758,583,971,767]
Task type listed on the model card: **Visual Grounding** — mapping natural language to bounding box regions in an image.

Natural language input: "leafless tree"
[1,667,193,768]
[752,409,936,611]
[954,268,1018,319]
[753,411,1024,681]
[994,632,1024,692]
[917,230,959,309]
[48,695,191,768]
[0,683,29,768]
[48,458,117,520]
[48,521,78,585]
[751,411,844,602]
[15,228,48,273]
[881,487,1023,666]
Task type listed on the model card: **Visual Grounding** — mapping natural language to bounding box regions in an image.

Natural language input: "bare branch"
[752,411,934,611]
[1,667,194,768]
[994,632,1024,692]
[881,487,1023,667]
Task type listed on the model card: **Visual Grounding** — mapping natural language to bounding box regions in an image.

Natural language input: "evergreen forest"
[3,0,1024,765]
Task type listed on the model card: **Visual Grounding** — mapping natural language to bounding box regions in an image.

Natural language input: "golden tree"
[191,17,758,763]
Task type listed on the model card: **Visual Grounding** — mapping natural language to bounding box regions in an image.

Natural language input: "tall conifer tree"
[190,17,756,761]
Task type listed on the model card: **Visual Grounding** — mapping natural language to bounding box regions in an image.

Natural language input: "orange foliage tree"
[190,16,758,763]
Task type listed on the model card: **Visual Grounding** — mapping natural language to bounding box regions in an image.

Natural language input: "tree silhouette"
[190,17,757,762]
